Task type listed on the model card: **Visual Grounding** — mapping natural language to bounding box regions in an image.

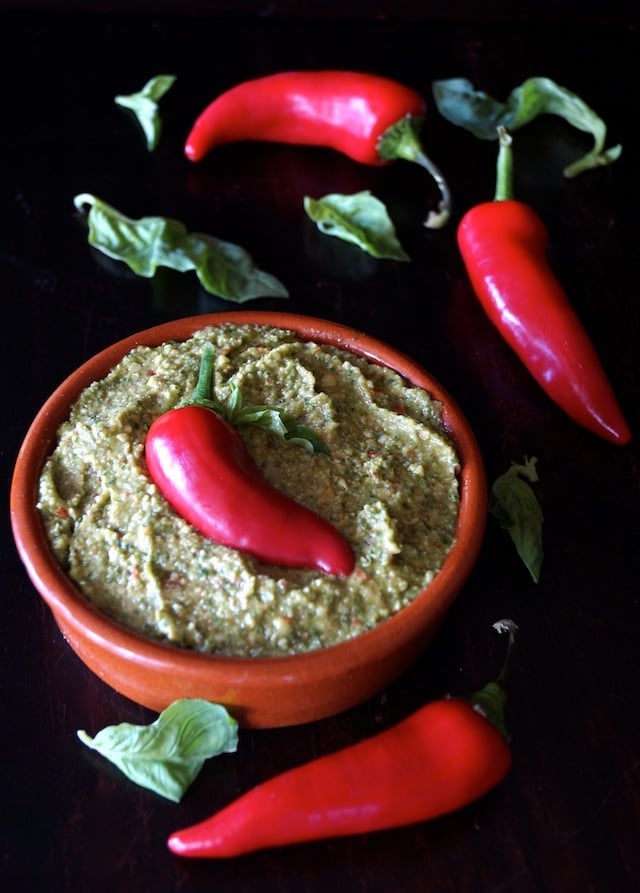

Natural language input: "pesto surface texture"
[38,324,461,657]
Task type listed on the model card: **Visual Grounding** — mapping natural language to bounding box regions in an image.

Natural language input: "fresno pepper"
[168,620,516,859]
[184,70,451,229]
[457,127,631,446]
[145,345,355,576]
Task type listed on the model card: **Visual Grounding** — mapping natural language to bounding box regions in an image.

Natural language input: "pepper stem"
[466,619,518,741]
[494,126,515,202]
[414,150,453,230]
[186,344,225,414]
[377,114,452,229]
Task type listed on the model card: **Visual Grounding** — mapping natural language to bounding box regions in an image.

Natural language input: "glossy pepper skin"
[145,348,355,577]
[457,129,631,446]
[168,621,516,859]
[185,70,451,228]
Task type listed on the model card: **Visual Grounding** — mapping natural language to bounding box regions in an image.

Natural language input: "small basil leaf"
[114,74,176,151]
[489,457,543,583]
[77,699,239,803]
[280,417,330,455]
[304,191,410,261]
[189,232,289,302]
[432,76,621,178]
[232,404,329,455]
[73,194,288,302]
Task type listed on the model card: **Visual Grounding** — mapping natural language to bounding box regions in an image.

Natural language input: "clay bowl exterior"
[10,311,487,728]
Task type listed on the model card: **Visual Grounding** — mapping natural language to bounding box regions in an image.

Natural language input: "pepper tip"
[167,832,190,856]
[184,142,199,162]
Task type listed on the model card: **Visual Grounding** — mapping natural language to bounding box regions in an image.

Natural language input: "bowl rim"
[10,310,487,685]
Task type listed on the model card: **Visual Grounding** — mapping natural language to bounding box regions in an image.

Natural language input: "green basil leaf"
[225,387,329,455]
[186,346,329,454]
[77,699,239,802]
[243,409,329,455]
[279,417,330,455]
[304,191,410,261]
[114,74,176,151]
[489,457,543,583]
[73,194,288,302]
[432,76,622,177]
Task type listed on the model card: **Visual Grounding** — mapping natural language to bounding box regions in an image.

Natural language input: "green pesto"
[38,324,460,657]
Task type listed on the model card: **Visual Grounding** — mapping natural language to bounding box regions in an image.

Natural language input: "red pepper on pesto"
[168,620,517,859]
[184,70,451,229]
[145,345,355,576]
[457,127,631,446]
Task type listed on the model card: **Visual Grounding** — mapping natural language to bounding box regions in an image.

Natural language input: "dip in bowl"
[10,311,487,728]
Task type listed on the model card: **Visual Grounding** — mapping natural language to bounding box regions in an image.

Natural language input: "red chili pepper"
[145,345,355,576]
[184,70,451,229]
[457,127,631,446]
[168,620,517,859]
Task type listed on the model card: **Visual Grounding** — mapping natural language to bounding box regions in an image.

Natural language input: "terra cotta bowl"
[10,311,487,728]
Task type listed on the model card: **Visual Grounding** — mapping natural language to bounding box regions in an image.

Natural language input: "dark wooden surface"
[2,7,639,892]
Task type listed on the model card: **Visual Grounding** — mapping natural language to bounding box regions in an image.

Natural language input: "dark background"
[2,3,639,892]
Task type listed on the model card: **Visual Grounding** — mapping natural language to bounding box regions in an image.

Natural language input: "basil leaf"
[304,191,410,261]
[224,384,329,455]
[489,457,543,583]
[114,74,176,151]
[73,194,288,302]
[279,417,330,455]
[242,408,329,455]
[432,76,622,178]
[77,699,239,802]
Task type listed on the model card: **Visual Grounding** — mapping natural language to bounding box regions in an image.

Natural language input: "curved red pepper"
[145,349,355,576]
[457,129,631,446]
[168,620,517,858]
[185,70,451,228]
